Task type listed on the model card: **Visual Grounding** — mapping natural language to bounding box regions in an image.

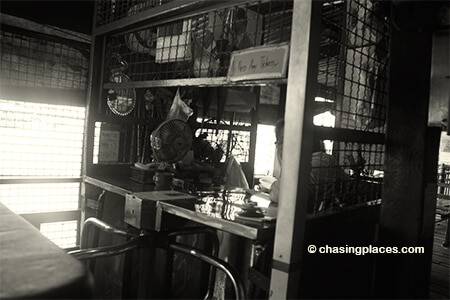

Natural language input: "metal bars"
[96,0,172,27]
[0,30,88,90]
[102,1,293,82]
[40,220,79,249]
[0,100,85,177]
[0,25,88,248]
[0,99,85,246]
[308,140,383,214]
[309,0,389,215]
[318,0,389,133]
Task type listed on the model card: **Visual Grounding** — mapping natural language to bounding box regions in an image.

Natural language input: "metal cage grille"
[40,220,79,249]
[308,141,383,213]
[0,25,88,248]
[0,99,85,248]
[0,100,85,177]
[196,127,229,162]
[195,127,251,163]
[102,1,293,82]
[96,0,389,214]
[0,30,88,90]
[96,0,172,27]
[310,0,389,214]
[318,0,389,133]
[437,164,450,214]
[230,130,251,163]
[0,183,81,214]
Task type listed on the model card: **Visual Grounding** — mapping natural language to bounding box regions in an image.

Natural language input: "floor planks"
[429,220,449,299]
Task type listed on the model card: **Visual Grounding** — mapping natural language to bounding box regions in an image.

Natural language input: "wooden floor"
[429,220,449,299]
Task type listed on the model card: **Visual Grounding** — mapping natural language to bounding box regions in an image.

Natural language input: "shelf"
[94,0,209,36]
[0,176,82,184]
[93,114,150,125]
[313,126,385,144]
[94,0,266,36]
[103,77,287,89]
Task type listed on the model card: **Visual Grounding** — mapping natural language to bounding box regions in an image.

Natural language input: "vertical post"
[83,33,105,177]
[374,2,438,298]
[248,86,260,186]
[269,1,322,299]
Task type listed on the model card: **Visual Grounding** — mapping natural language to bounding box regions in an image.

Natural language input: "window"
[254,124,276,176]
[0,99,85,248]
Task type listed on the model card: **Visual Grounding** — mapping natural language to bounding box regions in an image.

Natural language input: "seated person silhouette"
[268,119,347,213]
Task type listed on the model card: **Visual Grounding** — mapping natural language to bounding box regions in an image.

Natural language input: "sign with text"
[98,130,120,164]
[227,43,289,82]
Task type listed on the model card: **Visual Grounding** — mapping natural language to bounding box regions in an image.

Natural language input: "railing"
[68,217,247,299]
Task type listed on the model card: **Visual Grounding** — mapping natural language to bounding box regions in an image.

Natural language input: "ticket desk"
[83,175,276,299]
[0,202,93,299]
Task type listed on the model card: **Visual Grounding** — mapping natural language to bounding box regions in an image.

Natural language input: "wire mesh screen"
[310,0,389,215]
[0,30,88,90]
[0,99,84,247]
[318,0,389,133]
[437,164,450,222]
[93,121,155,164]
[438,164,450,193]
[96,0,171,27]
[0,100,85,177]
[309,140,383,214]
[195,127,251,163]
[0,183,80,214]
[103,1,293,82]
[196,127,229,162]
[230,130,251,162]
[40,220,78,249]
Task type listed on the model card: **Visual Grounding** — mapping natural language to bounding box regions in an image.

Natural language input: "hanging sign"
[227,43,289,82]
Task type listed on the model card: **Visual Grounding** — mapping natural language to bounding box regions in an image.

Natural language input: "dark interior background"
[1,0,95,35]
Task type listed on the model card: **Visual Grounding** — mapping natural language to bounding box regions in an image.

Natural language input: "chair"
[69,217,245,299]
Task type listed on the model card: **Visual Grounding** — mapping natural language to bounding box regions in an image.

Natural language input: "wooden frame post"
[269,1,322,298]
[374,3,439,297]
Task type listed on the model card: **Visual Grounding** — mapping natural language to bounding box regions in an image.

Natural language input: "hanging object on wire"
[106,53,136,116]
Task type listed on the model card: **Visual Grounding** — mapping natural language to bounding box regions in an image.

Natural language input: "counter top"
[158,200,275,241]
[85,175,275,241]
[84,174,154,196]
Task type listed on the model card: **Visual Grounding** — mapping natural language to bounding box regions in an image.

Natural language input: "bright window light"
[93,122,101,164]
[40,221,78,249]
[0,100,85,177]
[0,182,80,214]
[313,111,335,128]
[0,99,85,249]
[314,111,336,154]
[254,124,276,176]
[315,97,334,102]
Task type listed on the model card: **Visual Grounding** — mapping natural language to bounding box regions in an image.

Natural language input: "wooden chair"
[437,164,450,247]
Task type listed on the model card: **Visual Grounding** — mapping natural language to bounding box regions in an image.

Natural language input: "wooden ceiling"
[1,0,95,35]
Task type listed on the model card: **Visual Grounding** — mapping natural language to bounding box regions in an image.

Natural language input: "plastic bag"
[224,155,249,189]
[166,88,193,122]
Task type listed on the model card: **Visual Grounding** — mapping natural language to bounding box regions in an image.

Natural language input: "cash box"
[124,190,196,230]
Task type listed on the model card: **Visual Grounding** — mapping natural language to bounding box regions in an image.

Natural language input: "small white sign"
[98,130,120,164]
[227,43,290,82]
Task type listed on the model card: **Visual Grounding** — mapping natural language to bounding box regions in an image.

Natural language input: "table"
[0,202,93,299]
[85,175,276,298]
